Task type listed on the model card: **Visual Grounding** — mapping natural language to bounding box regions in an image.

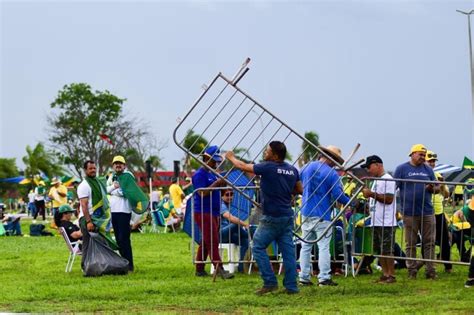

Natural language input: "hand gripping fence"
[173,59,365,244]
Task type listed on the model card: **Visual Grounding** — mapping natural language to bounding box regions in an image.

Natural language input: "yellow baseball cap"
[112,155,126,164]
[426,150,438,161]
[409,144,427,156]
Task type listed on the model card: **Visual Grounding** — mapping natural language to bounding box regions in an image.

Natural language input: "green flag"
[117,171,149,214]
[463,157,474,169]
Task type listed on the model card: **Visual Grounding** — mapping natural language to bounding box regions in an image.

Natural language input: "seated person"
[156,194,181,230]
[220,189,249,273]
[450,201,473,262]
[2,214,22,236]
[347,199,374,274]
[130,211,150,232]
[55,204,82,243]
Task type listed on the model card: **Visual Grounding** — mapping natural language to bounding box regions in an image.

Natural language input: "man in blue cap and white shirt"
[226,141,302,295]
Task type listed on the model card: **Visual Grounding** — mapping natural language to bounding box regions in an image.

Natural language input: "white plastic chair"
[59,227,82,272]
[210,243,240,274]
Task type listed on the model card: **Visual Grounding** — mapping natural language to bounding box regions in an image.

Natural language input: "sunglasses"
[427,153,437,159]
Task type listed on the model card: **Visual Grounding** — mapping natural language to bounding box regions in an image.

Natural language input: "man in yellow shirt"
[426,151,452,273]
[49,178,68,215]
[169,177,185,213]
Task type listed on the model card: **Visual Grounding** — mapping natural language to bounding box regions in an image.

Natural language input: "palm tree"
[298,131,320,167]
[22,143,64,181]
[182,129,208,172]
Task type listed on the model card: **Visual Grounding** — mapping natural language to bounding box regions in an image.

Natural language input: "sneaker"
[333,268,344,276]
[426,272,438,280]
[255,286,278,296]
[408,270,417,280]
[283,288,299,295]
[464,279,474,288]
[319,279,338,286]
[299,279,314,286]
[195,270,208,277]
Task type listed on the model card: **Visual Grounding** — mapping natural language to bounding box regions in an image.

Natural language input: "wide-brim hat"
[319,145,344,164]
[51,177,61,185]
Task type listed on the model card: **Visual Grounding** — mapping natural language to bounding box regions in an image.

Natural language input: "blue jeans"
[252,215,298,292]
[220,223,249,272]
[28,202,36,217]
[4,221,22,235]
[299,216,331,283]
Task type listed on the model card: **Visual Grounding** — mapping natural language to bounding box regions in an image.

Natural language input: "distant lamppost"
[457,9,474,157]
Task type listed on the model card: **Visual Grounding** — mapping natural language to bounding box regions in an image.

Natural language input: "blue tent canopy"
[223,169,255,221]
[0,176,25,183]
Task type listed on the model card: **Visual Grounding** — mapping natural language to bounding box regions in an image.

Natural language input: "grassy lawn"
[0,219,473,314]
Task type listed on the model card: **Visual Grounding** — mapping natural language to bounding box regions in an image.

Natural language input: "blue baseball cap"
[203,145,223,162]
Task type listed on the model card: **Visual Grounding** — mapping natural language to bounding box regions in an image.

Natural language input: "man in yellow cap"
[394,144,439,280]
[107,155,134,271]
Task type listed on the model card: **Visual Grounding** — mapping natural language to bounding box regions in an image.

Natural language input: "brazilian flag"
[117,171,149,214]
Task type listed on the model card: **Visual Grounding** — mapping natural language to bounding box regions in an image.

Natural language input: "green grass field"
[0,219,473,314]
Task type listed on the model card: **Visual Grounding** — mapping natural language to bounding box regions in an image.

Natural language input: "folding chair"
[59,227,82,272]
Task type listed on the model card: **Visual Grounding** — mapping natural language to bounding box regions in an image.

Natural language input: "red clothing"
[195,212,221,272]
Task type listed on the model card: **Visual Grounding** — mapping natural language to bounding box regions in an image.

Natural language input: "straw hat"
[51,177,61,185]
[319,145,344,164]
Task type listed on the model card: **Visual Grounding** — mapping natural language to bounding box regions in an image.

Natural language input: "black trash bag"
[83,232,129,277]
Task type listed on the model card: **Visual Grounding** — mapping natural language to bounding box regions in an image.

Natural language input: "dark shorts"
[373,226,395,255]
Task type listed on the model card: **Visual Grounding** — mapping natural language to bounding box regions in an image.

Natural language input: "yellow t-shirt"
[49,185,68,208]
[432,193,444,215]
[344,182,356,196]
[454,185,464,195]
[169,184,184,209]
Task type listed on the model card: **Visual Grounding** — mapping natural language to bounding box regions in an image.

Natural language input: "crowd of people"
[190,142,474,295]
[1,141,473,293]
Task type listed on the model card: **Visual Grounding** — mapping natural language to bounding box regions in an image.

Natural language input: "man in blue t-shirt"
[299,145,349,287]
[192,145,233,279]
[226,141,303,295]
[393,144,439,280]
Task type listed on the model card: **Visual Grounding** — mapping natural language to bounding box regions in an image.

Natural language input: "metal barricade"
[174,60,365,247]
[350,177,474,277]
[190,186,354,277]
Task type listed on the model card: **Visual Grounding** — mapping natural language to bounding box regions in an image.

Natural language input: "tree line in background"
[0,82,320,198]
[0,83,166,197]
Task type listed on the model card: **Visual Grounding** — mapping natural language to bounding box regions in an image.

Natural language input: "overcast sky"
[1,0,473,173]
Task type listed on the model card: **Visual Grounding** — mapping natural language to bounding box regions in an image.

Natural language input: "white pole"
[149,177,153,210]
[457,9,474,157]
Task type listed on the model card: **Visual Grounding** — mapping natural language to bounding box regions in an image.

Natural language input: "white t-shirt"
[34,187,45,201]
[106,175,132,214]
[77,180,93,218]
[369,173,397,227]
[151,190,160,203]
[28,192,35,203]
